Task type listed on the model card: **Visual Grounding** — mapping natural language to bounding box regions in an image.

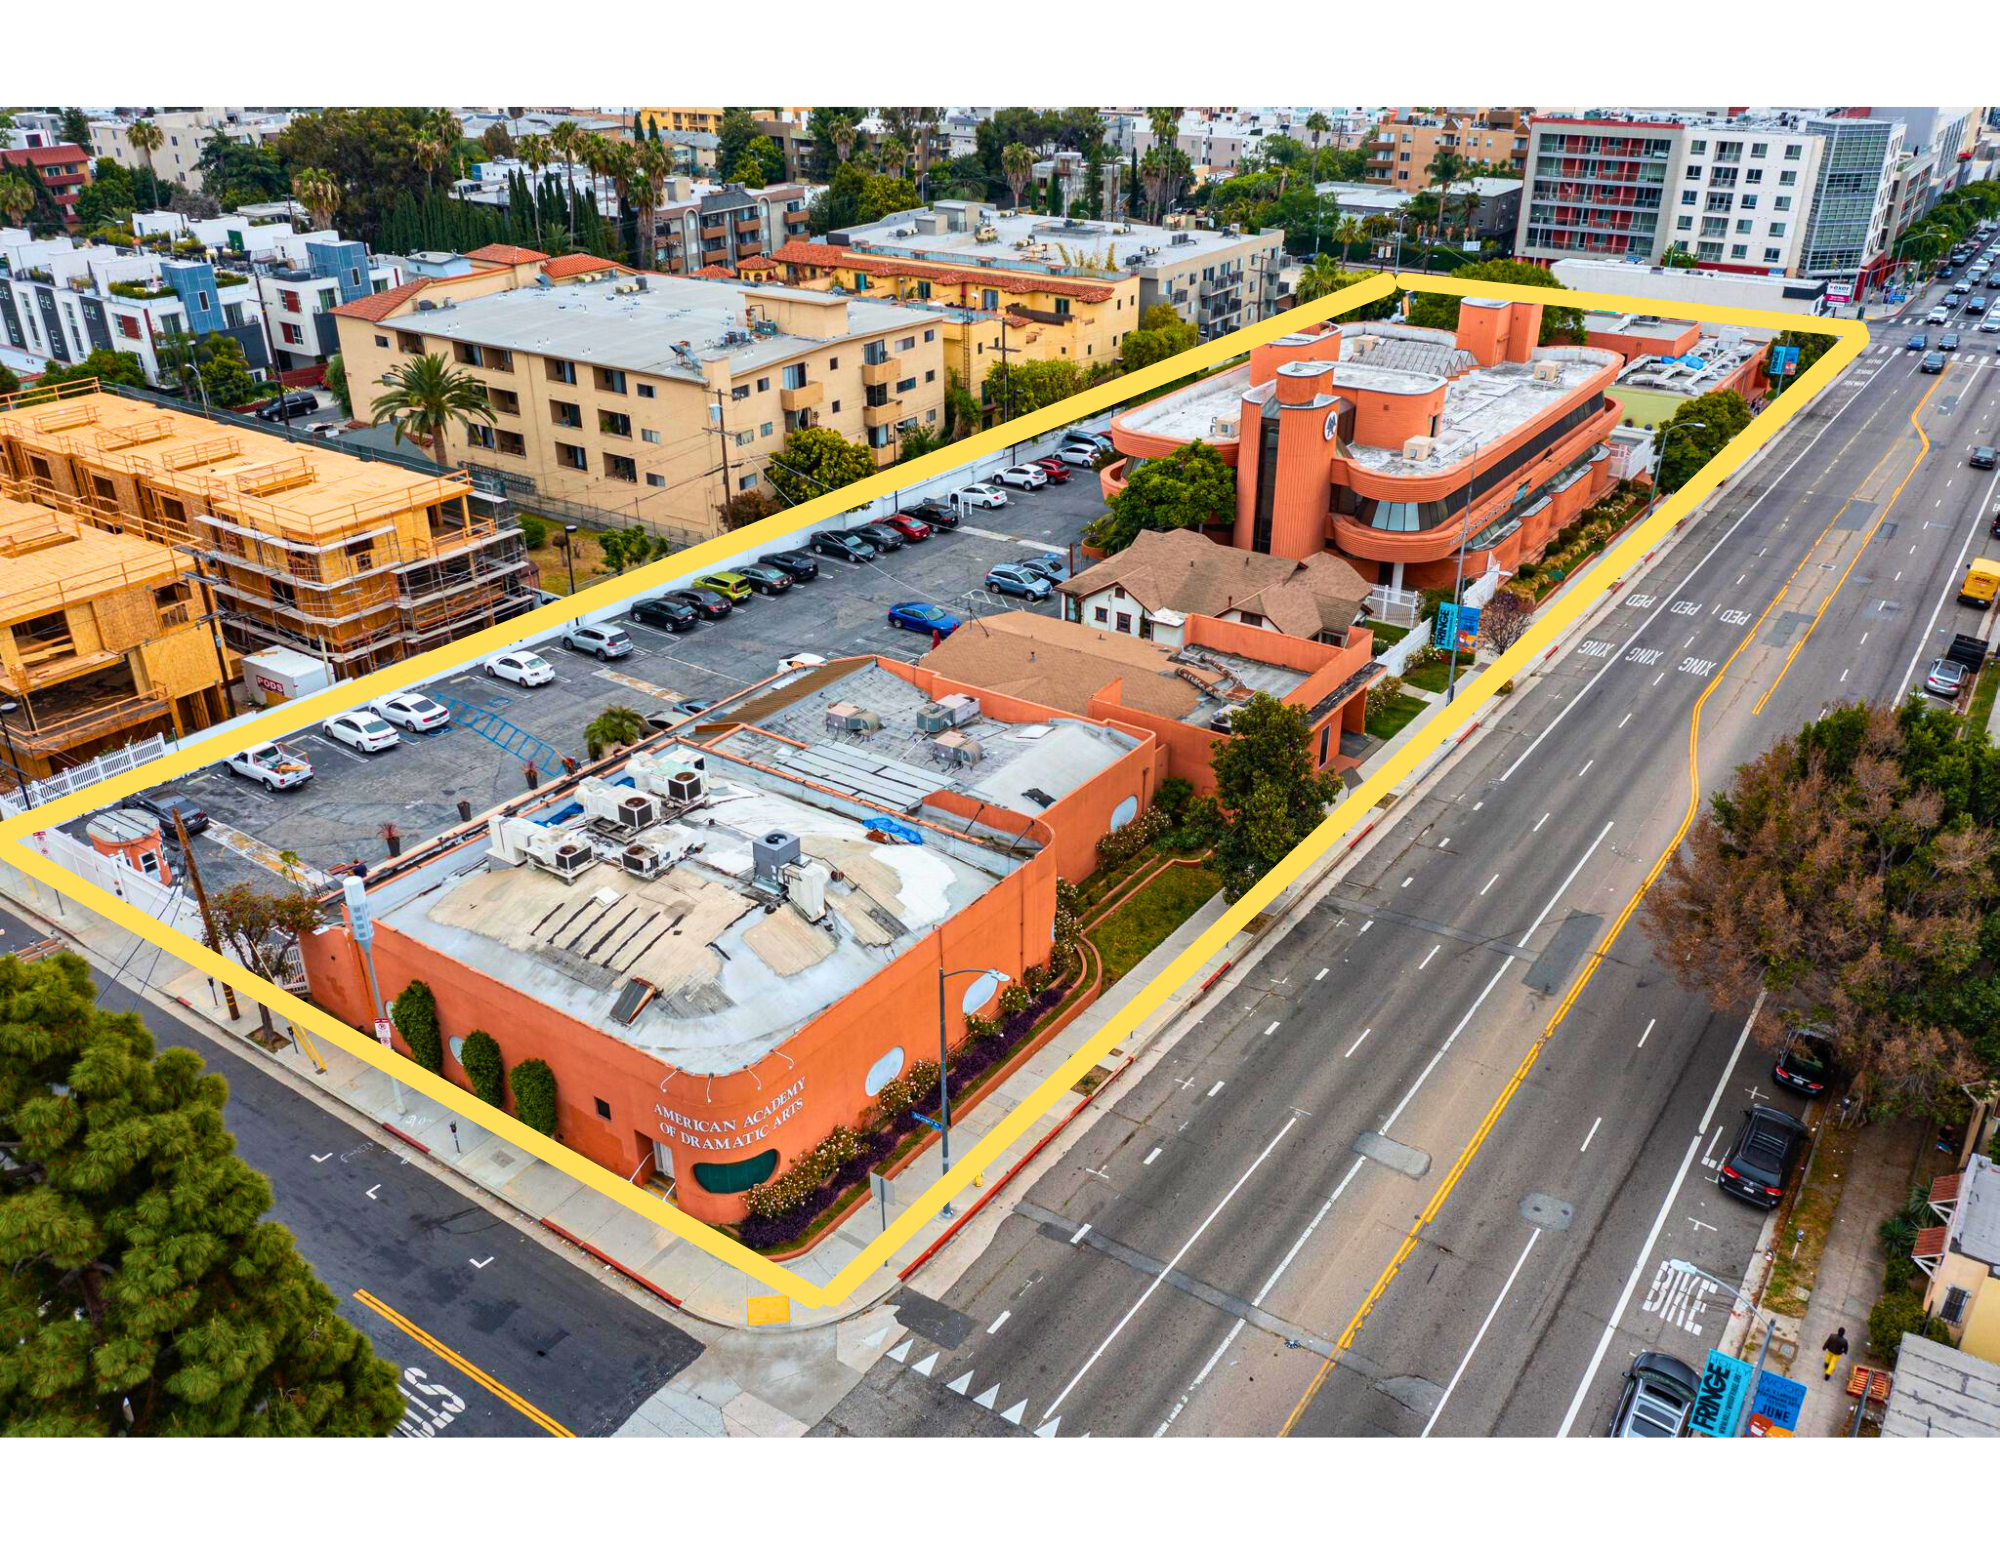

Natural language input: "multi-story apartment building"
[0,381,534,680]
[764,237,1141,407]
[336,266,947,534]
[1,145,93,232]
[1671,122,1826,275]
[1797,115,1903,292]
[0,460,232,780]
[638,108,726,137]
[1365,109,1532,187]
[836,203,1285,342]
[3,113,68,152]
[86,109,294,193]
[652,180,812,275]
[752,112,817,181]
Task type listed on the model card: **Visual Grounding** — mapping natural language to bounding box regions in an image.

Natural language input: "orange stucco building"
[300,657,1159,1225]
[1103,298,1626,593]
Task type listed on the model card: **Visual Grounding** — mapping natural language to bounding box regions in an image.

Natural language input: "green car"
[693,571,754,604]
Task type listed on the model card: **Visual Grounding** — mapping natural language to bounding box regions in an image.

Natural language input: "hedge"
[461,1029,505,1108]
[391,980,442,1075]
[509,1058,557,1135]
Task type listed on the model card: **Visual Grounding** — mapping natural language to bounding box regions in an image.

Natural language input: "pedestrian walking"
[1823,1326,1849,1380]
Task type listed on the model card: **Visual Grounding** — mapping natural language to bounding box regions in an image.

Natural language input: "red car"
[876,512,932,542]
[1033,457,1072,484]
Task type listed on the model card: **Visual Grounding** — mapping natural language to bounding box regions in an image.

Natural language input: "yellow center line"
[352,1289,575,1437]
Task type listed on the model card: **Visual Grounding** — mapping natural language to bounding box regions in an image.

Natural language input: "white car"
[227,742,312,790]
[953,482,1008,510]
[994,464,1048,491]
[1930,305,1953,324]
[484,650,554,686]
[372,692,451,733]
[1054,443,1100,468]
[1982,318,2000,333]
[322,710,400,754]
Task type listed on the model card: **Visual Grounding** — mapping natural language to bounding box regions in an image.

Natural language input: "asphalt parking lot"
[91,470,1111,896]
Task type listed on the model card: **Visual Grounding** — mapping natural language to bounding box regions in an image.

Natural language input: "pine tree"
[0,952,404,1436]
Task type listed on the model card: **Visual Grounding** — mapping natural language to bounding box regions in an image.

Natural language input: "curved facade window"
[864,1047,905,1097]
[447,1035,466,1065]
[1109,795,1140,831]
[692,1149,781,1195]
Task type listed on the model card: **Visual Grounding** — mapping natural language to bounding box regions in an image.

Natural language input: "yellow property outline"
[0,272,1865,1310]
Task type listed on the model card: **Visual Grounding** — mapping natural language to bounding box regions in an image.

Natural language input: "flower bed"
[1507,487,1651,605]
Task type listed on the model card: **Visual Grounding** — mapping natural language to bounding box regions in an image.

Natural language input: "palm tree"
[0,174,35,231]
[1001,142,1035,211]
[829,116,858,168]
[581,133,614,217]
[291,168,340,233]
[125,119,164,211]
[584,706,650,760]
[369,354,496,468]
[1330,214,1365,262]
[630,139,669,270]
[548,120,583,240]
[604,138,637,256]
[911,107,942,201]
[876,108,918,180]
[1454,185,1484,248]
[1305,110,1331,156]
[518,134,550,244]
[1293,254,1350,305]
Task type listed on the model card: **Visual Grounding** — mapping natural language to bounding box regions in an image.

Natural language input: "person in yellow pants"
[1823,1326,1849,1380]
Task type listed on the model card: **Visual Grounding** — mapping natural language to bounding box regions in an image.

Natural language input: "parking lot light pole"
[937,965,1009,1219]
[562,525,579,593]
[1667,1257,1776,1436]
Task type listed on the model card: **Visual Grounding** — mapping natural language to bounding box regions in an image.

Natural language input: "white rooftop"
[839,203,1275,279]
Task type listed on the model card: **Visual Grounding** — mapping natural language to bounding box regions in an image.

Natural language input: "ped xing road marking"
[351,1290,574,1437]
[1278,526,1801,1437]
[0,274,1862,1309]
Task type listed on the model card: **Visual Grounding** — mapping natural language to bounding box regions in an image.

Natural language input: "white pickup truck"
[226,742,314,790]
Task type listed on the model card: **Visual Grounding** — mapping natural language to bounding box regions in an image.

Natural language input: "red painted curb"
[899,1055,1137,1281]
[1344,819,1377,853]
[1198,959,1234,995]
[380,1122,430,1155]
[539,1218,684,1307]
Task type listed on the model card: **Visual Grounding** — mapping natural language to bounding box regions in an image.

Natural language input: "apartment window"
[281,323,304,345]
[923,327,936,341]
[551,401,582,429]
[731,384,751,401]
[1745,169,1763,185]
[399,334,423,355]
[548,358,577,385]
[982,289,999,311]
[604,453,637,482]
[1676,215,1694,231]
[642,428,661,444]
[1764,248,1783,264]
[1784,143,1803,160]
[1775,196,1792,212]
[1730,244,1748,259]
[1689,139,1707,155]
[488,388,519,416]
[1780,170,1797,186]
[738,472,758,490]
[1093,605,1109,623]
[1685,166,1703,181]
[466,423,496,450]
[1741,195,1759,210]
[760,422,774,438]
[597,367,627,394]
[1749,142,1768,158]
[734,430,752,447]
[896,377,915,394]
[646,473,666,487]
[1680,190,1698,206]
[374,333,389,349]
[1942,1287,1969,1324]
[828,357,838,370]
[600,410,632,437]
[556,442,586,470]
[1736,219,1753,235]
[782,363,807,389]
[862,341,887,366]
[757,377,770,392]
[925,370,936,384]
[1770,222,1786,237]
[281,289,302,313]
[594,1098,612,1119]
[118,314,141,340]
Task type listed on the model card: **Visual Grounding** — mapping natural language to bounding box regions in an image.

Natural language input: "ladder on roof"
[430,692,567,777]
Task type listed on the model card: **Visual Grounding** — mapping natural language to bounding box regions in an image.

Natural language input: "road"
[824,265,2000,1438]
[0,898,705,1438]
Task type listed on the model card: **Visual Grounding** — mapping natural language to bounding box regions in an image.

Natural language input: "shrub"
[518,513,549,549]
[1055,877,1082,915]
[1096,806,1170,869]
[510,1058,558,1136]
[461,1029,505,1108]
[998,983,1031,1019]
[390,980,442,1075]
[1867,1290,1953,1360]
[1154,776,1195,825]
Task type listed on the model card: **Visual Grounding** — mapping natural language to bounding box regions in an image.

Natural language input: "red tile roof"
[332,277,432,322]
[769,240,1119,303]
[540,253,625,279]
[692,264,737,279]
[1913,1225,1950,1259]
[465,243,550,266]
[736,255,779,273]
[2,144,91,168]
[1931,1172,1963,1207]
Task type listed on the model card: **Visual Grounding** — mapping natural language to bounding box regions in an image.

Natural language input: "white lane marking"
[1618,712,1633,728]
[1314,968,1329,981]
[1419,944,1441,970]
[1265,1019,1282,1036]
[1578,759,1595,778]
[1419,1228,1543,1439]
[1473,800,1484,811]
[988,1311,1011,1334]
[1069,1222,1092,1245]
[1144,1147,1161,1166]
[1401,875,1414,888]
[366,1184,381,1200]
[1346,1027,1373,1058]
[1638,1017,1657,1048]
[470,1255,494,1269]
[312,1152,332,1163]
[1580,1117,1603,1153]
[1358,920,1374,936]
[1479,873,1499,896]
[1653,671,1666,685]
[1532,811,1550,832]
[1206,1081,1225,1099]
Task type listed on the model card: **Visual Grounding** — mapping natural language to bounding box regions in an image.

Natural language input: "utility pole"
[714,385,734,522]
[173,807,239,1022]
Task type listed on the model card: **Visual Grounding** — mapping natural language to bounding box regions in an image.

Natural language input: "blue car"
[1908,332,1929,350]
[887,601,962,637]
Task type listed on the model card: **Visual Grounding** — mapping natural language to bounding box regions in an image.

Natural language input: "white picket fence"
[0,734,172,821]
[4,823,208,942]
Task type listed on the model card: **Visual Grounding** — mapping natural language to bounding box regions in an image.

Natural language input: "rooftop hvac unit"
[1532,359,1563,382]
[824,702,881,735]
[621,841,668,880]
[931,729,984,767]
[973,225,999,243]
[488,815,544,866]
[1402,434,1439,461]
[579,777,663,831]
[628,749,707,802]
[783,858,830,923]
[916,693,980,734]
[526,828,594,883]
[752,829,802,890]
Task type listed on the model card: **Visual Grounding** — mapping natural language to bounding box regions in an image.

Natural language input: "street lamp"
[0,700,33,808]
[1442,436,1482,705]
[1651,418,1709,516]
[1667,1257,1777,1436]
[936,965,1009,1218]
[562,523,579,592]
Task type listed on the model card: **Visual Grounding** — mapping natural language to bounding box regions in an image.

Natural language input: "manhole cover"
[1521,1192,1574,1230]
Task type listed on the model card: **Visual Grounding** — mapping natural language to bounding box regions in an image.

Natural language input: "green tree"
[898,422,945,464]
[984,358,1085,417]
[72,166,134,233]
[32,348,148,393]
[1403,258,1586,344]
[0,951,404,1435]
[807,162,868,235]
[1766,329,1835,398]
[1293,256,1371,306]
[1086,439,1235,553]
[765,425,876,507]
[510,1059,558,1136]
[1120,301,1199,373]
[368,353,496,467]
[1657,389,1752,494]
[57,107,93,149]
[390,980,443,1075]
[858,174,918,224]
[460,1029,505,1109]
[1207,694,1344,901]
[596,526,658,574]
[0,362,18,399]
[584,705,650,760]
[159,334,262,408]
[715,109,762,184]
[275,109,444,243]
[322,352,351,418]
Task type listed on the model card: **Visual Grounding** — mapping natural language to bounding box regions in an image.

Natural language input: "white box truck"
[241,646,333,707]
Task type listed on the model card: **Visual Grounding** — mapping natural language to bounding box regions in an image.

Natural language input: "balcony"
[780,380,823,412]
[870,442,898,469]
[861,357,898,386]
[862,398,902,429]
[784,210,810,228]
[9,683,171,757]
[736,217,762,235]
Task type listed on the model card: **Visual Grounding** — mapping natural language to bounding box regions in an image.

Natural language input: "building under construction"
[0,380,538,680]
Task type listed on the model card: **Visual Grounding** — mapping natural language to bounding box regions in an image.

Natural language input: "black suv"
[630,594,699,631]
[851,522,905,554]
[1773,1031,1840,1096]
[255,390,320,423]
[1973,445,1998,470]
[738,564,794,596]
[903,497,962,530]
[123,789,210,837]
[809,530,876,564]
[667,587,731,619]
[1719,1107,1810,1207]
[759,550,819,582]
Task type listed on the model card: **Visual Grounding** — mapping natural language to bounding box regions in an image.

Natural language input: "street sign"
[1690,1348,1755,1437]
[373,1018,393,1046]
[910,1111,943,1132]
[1749,1368,1807,1433]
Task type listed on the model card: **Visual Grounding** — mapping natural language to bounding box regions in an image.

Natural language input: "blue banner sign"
[1749,1368,1807,1434]
[1434,604,1480,651]
[1690,1349,1755,1437]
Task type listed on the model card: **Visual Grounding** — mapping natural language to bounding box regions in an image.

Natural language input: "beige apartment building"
[1366,109,1532,187]
[337,269,947,538]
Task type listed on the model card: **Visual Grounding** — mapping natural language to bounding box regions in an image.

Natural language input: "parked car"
[738,563,795,595]
[1971,445,1998,470]
[809,530,876,564]
[484,650,555,686]
[758,549,819,582]
[952,482,1008,510]
[1925,657,1968,698]
[1063,430,1115,454]
[1941,333,1962,351]
[1773,1031,1840,1097]
[666,587,731,619]
[1610,1352,1699,1438]
[227,742,312,790]
[1922,351,1948,374]
[1718,1106,1811,1208]
[323,709,401,754]
[994,464,1048,491]
[122,789,210,837]
[1031,457,1072,484]
[902,497,961,530]
[254,391,319,424]
[1954,281,1975,295]
[875,512,933,542]
[564,622,635,659]
[985,563,1052,600]
[629,595,700,631]
[851,522,906,554]
[641,701,717,732]
[1020,553,1070,583]
[1053,443,1101,468]
[887,601,962,637]
[1983,317,2000,333]
[693,572,754,604]
[372,691,450,733]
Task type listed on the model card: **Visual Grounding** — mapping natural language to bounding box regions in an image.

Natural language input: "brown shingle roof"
[922,610,1205,720]
[465,243,550,266]
[1058,528,1370,640]
[332,277,432,322]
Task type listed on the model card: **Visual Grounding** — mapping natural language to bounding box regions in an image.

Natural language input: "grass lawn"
[526,530,610,595]
[1368,621,1410,654]
[1400,651,1478,694]
[1763,1120,1859,1319]
[1087,862,1224,985]
[1962,658,2000,740]
[1364,688,1427,741]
